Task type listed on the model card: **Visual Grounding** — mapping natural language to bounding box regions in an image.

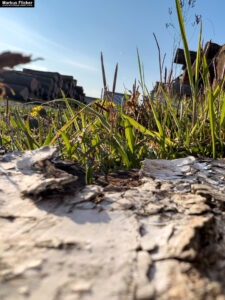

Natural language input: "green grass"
[0,0,225,183]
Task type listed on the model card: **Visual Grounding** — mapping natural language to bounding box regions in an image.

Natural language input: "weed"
[1,0,225,183]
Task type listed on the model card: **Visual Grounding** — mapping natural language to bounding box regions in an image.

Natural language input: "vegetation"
[0,0,225,183]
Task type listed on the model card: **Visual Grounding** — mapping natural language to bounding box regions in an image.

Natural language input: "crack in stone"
[0,215,37,222]
[35,241,80,250]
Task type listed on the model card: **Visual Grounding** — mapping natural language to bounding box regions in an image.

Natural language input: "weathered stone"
[140,156,196,180]
[0,148,225,299]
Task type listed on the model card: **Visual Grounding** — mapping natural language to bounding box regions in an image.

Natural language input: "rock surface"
[0,147,225,300]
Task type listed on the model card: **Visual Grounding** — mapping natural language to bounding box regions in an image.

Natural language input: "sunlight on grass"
[0,0,225,183]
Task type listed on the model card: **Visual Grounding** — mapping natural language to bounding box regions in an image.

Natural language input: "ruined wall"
[0,69,85,102]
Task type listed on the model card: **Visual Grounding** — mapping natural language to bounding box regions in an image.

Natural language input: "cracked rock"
[0,149,225,299]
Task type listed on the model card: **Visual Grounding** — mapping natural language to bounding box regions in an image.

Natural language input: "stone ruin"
[152,41,225,98]
[0,68,85,103]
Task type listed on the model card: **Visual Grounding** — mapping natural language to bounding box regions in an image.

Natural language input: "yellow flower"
[30,111,38,117]
[30,105,47,118]
[103,100,116,108]
[32,105,43,112]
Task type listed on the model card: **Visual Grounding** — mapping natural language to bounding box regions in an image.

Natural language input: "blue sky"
[0,0,224,97]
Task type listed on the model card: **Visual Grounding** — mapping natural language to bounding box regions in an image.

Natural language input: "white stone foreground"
[0,147,225,300]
